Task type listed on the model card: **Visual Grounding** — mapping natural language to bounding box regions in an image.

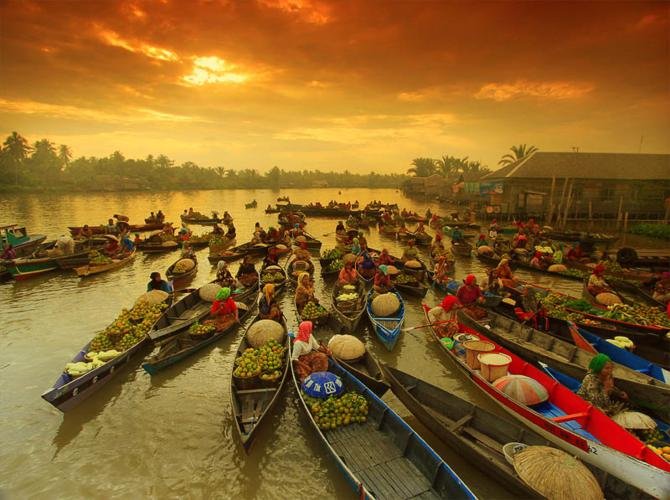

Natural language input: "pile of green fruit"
[89,302,167,353]
[89,250,112,265]
[188,322,215,337]
[321,248,342,260]
[256,339,285,372]
[394,272,417,285]
[233,348,262,379]
[301,301,328,320]
[303,391,369,431]
[326,259,343,272]
[261,271,284,284]
[600,303,670,328]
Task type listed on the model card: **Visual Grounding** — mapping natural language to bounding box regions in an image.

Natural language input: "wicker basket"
[259,372,282,387]
[189,331,214,341]
[233,373,260,390]
[462,340,495,370]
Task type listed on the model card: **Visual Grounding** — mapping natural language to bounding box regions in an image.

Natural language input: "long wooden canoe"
[286,257,314,285]
[331,280,366,332]
[231,316,289,451]
[335,351,389,397]
[291,354,476,499]
[366,289,405,351]
[165,255,198,282]
[68,223,164,236]
[421,304,670,498]
[382,365,653,500]
[74,249,136,277]
[148,288,210,342]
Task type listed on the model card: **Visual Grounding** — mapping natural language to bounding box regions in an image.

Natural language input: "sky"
[0,0,668,174]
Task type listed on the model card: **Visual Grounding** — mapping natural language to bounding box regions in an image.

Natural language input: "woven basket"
[462,340,495,370]
[233,373,260,390]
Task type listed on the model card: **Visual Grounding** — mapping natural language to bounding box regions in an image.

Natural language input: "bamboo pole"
[588,200,593,231]
[547,176,556,225]
[616,195,624,231]
[562,180,574,229]
[556,177,569,228]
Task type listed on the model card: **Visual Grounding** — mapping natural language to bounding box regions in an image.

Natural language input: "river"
[0,188,594,499]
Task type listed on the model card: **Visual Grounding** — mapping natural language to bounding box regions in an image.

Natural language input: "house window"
[601,187,614,201]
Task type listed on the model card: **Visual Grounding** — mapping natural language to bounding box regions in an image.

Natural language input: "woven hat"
[612,411,657,430]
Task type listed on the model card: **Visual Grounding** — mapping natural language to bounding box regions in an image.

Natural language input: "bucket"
[462,340,495,369]
[478,352,512,382]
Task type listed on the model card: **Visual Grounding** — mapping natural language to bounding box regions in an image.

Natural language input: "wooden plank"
[448,413,473,432]
[460,425,504,454]
[235,388,276,395]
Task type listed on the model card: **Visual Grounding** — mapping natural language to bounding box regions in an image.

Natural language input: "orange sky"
[0,0,668,173]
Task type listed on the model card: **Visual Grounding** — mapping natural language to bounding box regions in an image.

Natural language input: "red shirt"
[456,284,481,305]
[211,298,237,316]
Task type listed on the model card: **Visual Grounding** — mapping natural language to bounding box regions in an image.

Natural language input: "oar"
[401,319,454,332]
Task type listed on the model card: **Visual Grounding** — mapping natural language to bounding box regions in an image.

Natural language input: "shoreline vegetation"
[0,132,407,192]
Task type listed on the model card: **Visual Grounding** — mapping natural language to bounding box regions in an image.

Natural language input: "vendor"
[457,274,487,319]
[433,255,453,284]
[225,223,236,239]
[373,265,393,294]
[587,263,611,296]
[431,233,445,258]
[401,239,419,262]
[216,260,237,288]
[103,237,120,257]
[258,283,282,322]
[209,287,239,330]
[350,237,361,255]
[292,321,330,381]
[567,242,586,262]
[529,251,545,270]
[357,231,368,252]
[427,295,461,338]
[476,234,488,248]
[577,354,628,416]
[156,210,165,222]
[450,227,464,244]
[77,225,94,240]
[293,239,311,261]
[295,272,316,310]
[335,221,346,234]
[263,246,280,267]
[338,259,358,285]
[147,272,173,293]
[493,258,516,289]
[236,255,257,288]
[378,248,395,266]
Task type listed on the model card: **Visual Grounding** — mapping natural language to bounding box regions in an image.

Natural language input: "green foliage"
[498,144,538,167]
[630,223,670,241]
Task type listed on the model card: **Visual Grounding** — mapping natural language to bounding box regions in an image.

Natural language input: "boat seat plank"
[533,402,599,442]
[460,425,504,453]
[235,387,277,396]
[448,413,473,432]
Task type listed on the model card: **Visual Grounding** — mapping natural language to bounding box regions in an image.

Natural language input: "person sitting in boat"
[225,223,236,239]
[105,218,117,234]
[512,231,528,250]
[430,233,445,258]
[120,234,134,253]
[293,238,311,262]
[133,233,142,247]
[373,265,393,294]
[425,208,432,219]
[457,274,487,319]
[401,239,419,262]
[263,246,280,267]
[378,248,394,266]
[493,258,516,289]
[216,260,237,288]
[529,251,545,270]
[223,211,232,223]
[181,243,195,260]
[292,320,330,381]
[415,222,427,234]
[236,255,258,288]
[259,283,282,322]
[577,353,629,416]
[113,214,129,223]
[552,243,564,264]
[208,287,239,331]
[103,237,120,257]
[450,227,464,244]
[147,272,173,293]
[156,210,165,223]
[566,242,586,262]
[76,224,94,240]
[265,226,280,243]
[358,251,376,278]
[587,263,612,296]
[357,231,368,251]
[350,237,361,255]
[433,255,453,284]
[335,221,346,235]
[396,220,409,236]
[338,259,358,285]
[147,211,156,223]
[188,207,195,216]
[1,244,16,260]
[295,272,316,311]
[427,295,461,338]
[476,234,488,248]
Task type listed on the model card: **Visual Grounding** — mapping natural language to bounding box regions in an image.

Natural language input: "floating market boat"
[0,224,47,258]
[609,279,666,309]
[331,280,366,332]
[422,305,670,498]
[335,351,389,397]
[67,223,165,236]
[230,316,289,451]
[300,231,323,250]
[74,249,136,277]
[244,200,257,209]
[541,230,618,247]
[286,257,314,285]
[382,365,653,500]
[4,255,61,280]
[165,255,198,283]
[392,273,428,298]
[451,241,473,257]
[142,294,255,375]
[180,213,222,226]
[366,289,404,351]
[295,291,330,328]
[290,355,476,499]
[136,239,179,254]
[207,241,269,264]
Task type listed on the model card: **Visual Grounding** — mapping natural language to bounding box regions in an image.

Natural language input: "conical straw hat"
[513,446,603,500]
[612,411,657,430]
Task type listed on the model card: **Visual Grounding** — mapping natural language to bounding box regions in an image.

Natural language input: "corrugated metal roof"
[482,152,670,180]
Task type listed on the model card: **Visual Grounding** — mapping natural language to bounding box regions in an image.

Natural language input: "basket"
[478,352,512,382]
[189,331,214,341]
[259,372,282,387]
[233,373,260,390]
[462,340,495,370]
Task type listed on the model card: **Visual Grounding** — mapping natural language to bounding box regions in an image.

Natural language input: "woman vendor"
[427,295,461,338]
[147,272,173,293]
[236,255,258,288]
[335,220,346,234]
[258,284,282,322]
[430,233,445,258]
[350,237,362,255]
[377,248,395,266]
[338,258,358,285]
[216,260,237,288]
[577,353,628,416]
[208,287,239,331]
[432,255,453,285]
[103,236,120,257]
[457,274,487,319]
[401,239,419,262]
[587,263,611,296]
[263,246,280,267]
[492,258,516,289]
[357,231,368,252]
[295,272,316,310]
[373,265,393,294]
[292,321,330,381]
[357,251,376,281]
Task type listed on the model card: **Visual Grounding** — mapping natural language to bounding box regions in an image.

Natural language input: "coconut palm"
[3,131,31,163]
[407,157,437,177]
[58,144,72,169]
[498,144,538,167]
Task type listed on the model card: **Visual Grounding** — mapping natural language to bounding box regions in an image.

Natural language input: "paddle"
[401,319,455,332]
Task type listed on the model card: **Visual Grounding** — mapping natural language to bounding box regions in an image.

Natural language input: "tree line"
[0,132,407,191]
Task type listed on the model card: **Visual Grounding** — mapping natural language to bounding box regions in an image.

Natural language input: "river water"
[0,188,590,499]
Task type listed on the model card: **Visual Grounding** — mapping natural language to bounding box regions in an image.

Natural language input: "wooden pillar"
[562,180,574,229]
[588,200,593,231]
[616,195,624,230]
[547,176,556,225]
[556,177,569,228]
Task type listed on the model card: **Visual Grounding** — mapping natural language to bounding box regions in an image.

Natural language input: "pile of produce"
[233,340,285,381]
[301,301,329,320]
[328,334,365,361]
[605,336,635,349]
[89,250,112,265]
[189,233,211,244]
[233,348,262,379]
[88,301,167,353]
[630,223,670,241]
[247,319,285,347]
[321,248,342,260]
[209,235,233,253]
[394,272,418,285]
[188,322,215,338]
[371,293,400,316]
[303,391,369,431]
[173,258,195,274]
[261,270,284,284]
[336,285,359,303]
[326,259,343,272]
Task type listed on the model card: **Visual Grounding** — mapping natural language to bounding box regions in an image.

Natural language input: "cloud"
[257,0,332,24]
[181,56,248,86]
[96,26,179,62]
[474,81,595,101]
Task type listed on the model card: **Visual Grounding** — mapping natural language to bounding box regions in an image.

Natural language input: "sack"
[135,290,169,306]
[328,334,365,361]
[173,258,195,273]
[595,292,622,306]
[247,319,285,348]
[404,259,422,269]
[547,264,567,273]
[371,293,400,316]
[199,283,221,302]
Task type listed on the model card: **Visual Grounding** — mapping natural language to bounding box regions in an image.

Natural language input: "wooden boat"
[421,307,670,498]
[335,352,389,397]
[610,279,666,309]
[392,273,428,298]
[301,231,323,250]
[564,259,654,282]
[148,289,210,342]
[331,280,366,332]
[4,255,62,280]
[136,240,179,254]
[366,289,405,351]
[320,259,341,280]
[259,264,287,296]
[286,258,315,285]
[295,292,330,328]
[460,309,670,422]
[475,252,587,283]
[207,241,269,264]
[244,200,257,209]
[1,224,47,257]
[206,236,238,264]
[542,230,618,247]
[180,213,222,226]
[382,365,653,500]
[231,317,289,451]
[165,255,198,283]
[451,241,473,257]
[74,249,136,277]
[68,223,164,236]
[291,354,476,500]
[142,294,255,374]
[42,296,171,412]
[398,230,432,247]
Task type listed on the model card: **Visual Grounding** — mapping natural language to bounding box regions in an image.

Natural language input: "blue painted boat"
[578,328,670,384]
[366,289,405,351]
[291,354,476,499]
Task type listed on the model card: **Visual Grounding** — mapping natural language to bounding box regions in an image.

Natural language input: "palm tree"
[407,157,436,177]
[498,144,538,167]
[58,144,72,170]
[3,132,31,185]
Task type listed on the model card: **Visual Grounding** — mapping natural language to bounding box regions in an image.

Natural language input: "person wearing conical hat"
[577,354,629,416]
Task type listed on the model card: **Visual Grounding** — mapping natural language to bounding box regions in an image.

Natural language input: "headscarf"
[479,234,486,241]
[263,283,275,303]
[534,251,542,259]
[296,272,311,294]
[464,274,476,286]
[352,238,359,245]
[497,258,509,269]
[593,263,606,276]
[216,287,231,301]
[378,265,389,275]
[440,295,460,312]
[381,248,389,256]
[217,260,228,272]
[295,320,313,343]
[588,353,611,374]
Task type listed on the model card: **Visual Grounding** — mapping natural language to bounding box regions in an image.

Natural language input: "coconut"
[371,293,400,316]
[547,264,567,273]
[404,259,422,269]
[135,290,169,306]
[199,283,222,302]
[328,334,365,361]
[247,319,285,348]
[595,292,622,306]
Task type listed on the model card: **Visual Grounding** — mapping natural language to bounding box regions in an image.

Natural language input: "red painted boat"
[421,304,670,498]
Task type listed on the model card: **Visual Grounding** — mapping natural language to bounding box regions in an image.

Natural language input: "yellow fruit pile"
[233,348,262,379]
[301,301,328,320]
[188,322,215,337]
[89,302,167,353]
[303,391,369,431]
[233,340,286,380]
[261,271,284,283]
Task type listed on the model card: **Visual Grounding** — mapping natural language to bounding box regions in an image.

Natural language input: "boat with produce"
[74,249,136,277]
[355,257,375,287]
[3,254,62,280]
[67,222,165,236]
[230,316,289,451]
[295,293,330,328]
[331,280,366,332]
[0,224,47,258]
[392,271,428,298]
[460,309,670,421]
[259,264,287,295]
[541,230,618,247]
[608,278,666,309]
[335,351,389,397]
[286,257,314,285]
[290,354,476,500]
[244,200,258,209]
[180,212,222,226]
[366,289,405,351]
[382,365,653,500]
[142,293,255,375]
[165,255,198,283]
[475,252,587,283]
[320,256,343,280]
[421,305,670,498]
[207,241,269,264]
[41,297,170,412]
[207,235,237,263]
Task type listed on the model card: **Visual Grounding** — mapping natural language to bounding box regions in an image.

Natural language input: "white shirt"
[291,335,320,361]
